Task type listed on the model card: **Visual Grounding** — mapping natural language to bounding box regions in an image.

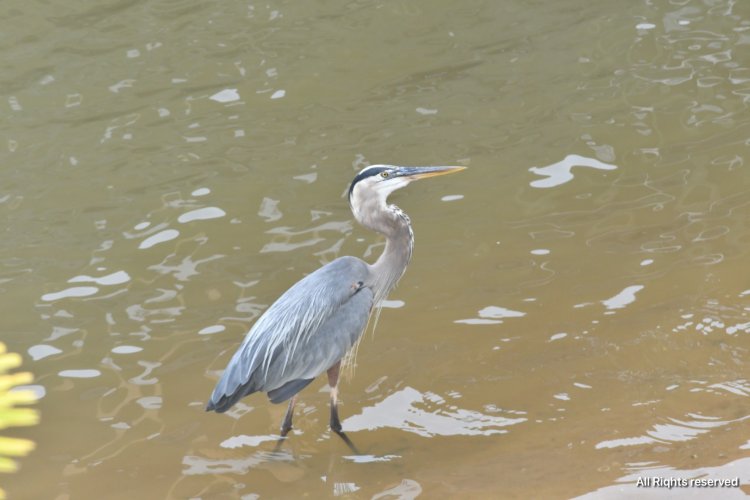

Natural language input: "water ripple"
[601,285,644,310]
[529,154,617,188]
[177,207,226,223]
[344,387,526,437]
[138,229,180,250]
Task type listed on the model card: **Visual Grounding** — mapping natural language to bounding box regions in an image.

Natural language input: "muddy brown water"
[4,0,750,498]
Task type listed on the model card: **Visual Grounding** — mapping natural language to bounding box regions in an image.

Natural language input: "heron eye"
[380,171,389,178]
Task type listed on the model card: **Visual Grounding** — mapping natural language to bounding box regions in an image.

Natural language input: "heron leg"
[280,395,297,437]
[327,362,343,432]
[327,361,361,454]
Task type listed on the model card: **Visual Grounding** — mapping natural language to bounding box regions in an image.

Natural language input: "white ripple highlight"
[68,270,130,286]
[209,88,239,103]
[455,305,526,325]
[41,286,99,302]
[344,387,526,437]
[441,194,464,202]
[529,154,617,188]
[178,207,226,223]
[59,369,101,378]
[602,285,644,310]
[139,229,179,249]
[112,345,143,354]
[198,325,226,335]
[28,344,63,360]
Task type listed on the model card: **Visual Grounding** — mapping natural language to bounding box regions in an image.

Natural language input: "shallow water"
[4,0,750,497]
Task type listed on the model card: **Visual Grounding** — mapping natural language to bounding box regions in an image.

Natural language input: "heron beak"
[400,165,466,180]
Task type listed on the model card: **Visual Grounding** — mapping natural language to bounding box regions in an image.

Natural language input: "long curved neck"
[354,202,414,303]
[371,207,413,301]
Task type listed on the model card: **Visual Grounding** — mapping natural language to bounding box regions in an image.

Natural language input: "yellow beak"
[402,166,467,180]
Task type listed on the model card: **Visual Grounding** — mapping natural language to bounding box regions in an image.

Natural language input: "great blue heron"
[206,164,465,445]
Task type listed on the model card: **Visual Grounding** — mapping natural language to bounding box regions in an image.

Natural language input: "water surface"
[4,0,750,497]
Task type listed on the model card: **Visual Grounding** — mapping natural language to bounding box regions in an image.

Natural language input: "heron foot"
[330,410,342,433]
[273,436,287,453]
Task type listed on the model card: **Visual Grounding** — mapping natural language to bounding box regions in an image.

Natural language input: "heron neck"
[369,206,414,302]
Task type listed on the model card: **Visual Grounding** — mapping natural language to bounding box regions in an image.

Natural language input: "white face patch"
[350,168,412,215]
[374,175,410,199]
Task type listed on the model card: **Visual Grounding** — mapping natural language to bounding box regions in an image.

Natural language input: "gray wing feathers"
[267,378,315,404]
[207,257,373,412]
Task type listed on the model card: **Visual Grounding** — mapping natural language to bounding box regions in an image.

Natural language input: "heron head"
[348,164,465,210]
